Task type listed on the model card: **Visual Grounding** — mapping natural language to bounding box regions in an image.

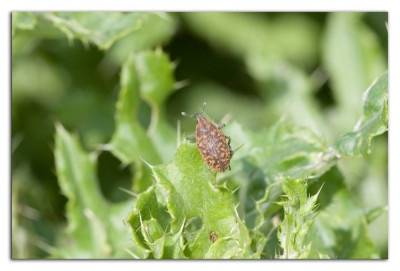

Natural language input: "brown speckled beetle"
[182,102,233,172]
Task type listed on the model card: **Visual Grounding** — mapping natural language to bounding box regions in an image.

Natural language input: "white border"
[2,1,398,270]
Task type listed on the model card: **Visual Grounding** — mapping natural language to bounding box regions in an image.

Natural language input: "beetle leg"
[218,123,225,129]
[186,135,196,141]
[226,136,234,157]
[228,165,231,170]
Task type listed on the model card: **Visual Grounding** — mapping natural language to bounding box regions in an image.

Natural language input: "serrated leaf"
[134,51,177,161]
[125,186,171,256]
[155,142,253,258]
[108,50,178,163]
[250,183,280,258]
[108,54,161,166]
[312,190,379,259]
[322,12,386,135]
[221,120,335,182]
[53,123,137,258]
[126,142,254,259]
[211,120,337,258]
[108,51,178,193]
[105,13,177,65]
[41,12,145,49]
[333,71,388,157]
[277,177,320,259]
[135,51,175,107]
[308,167,380,259]
[12,12,175,51]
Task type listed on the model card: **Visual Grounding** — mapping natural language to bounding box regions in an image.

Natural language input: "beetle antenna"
[181,102,207,118]
[181,111,194,118]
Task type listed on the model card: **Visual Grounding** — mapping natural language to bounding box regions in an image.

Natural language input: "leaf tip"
[54,121,65,134]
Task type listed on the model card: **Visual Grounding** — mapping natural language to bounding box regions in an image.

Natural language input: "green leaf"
[250,63,330,139]
[308,167,380,259]
[333,71,388,157]
[126,141,254,259]
[323,13,367,112]
[183,12,319,67]
[221,120,335,181]
[12,12,37,36]
[134,50,175,107]
[322,12,387,135]
[365,206,388,224]
[108,54,161,166]
[42,12,145,49]
[108,51,179,193]
[277,177,320,259]
[251,183,280,258]
[312,190,379,259]
[12,54,67,107]
[53,123,136,258]
[12,12,175,51]
[104,13,177,66]
[125,186,169,258]
[134,50,178,162]
[108,50,178,164]
[211,120,336,259]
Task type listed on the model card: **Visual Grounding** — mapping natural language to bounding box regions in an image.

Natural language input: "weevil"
[181,102,233,172]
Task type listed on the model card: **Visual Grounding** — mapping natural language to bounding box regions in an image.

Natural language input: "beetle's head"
[194,113,201,119]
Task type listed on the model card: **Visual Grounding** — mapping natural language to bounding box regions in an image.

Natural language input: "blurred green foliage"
[12,12,388,259]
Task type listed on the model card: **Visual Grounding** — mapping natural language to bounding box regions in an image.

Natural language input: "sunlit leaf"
[322,12,386,135]
[108,51,179,193]
[221,120,336,182]
[277,177,320,259]
[42,12,144,49]
[334,71,388,157]
[12,12,175,51]
[53,123,136,258]
[108,54,161,166]
[308,167,380,259]
[134,50,177,161]
[104,13,177,66]
[126,141,254,259]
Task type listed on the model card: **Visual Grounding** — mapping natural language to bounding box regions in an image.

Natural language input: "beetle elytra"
[181,102,233,172]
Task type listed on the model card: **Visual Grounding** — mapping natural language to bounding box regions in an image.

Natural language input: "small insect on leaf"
[209,231,218,243]
[181,102,234,172]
